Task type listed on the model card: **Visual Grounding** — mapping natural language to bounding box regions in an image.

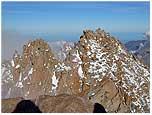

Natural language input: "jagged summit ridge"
[76,29,149,112]
[1,29,150,113]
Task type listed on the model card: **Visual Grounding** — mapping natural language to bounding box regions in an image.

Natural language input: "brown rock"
[36,94,93,113]
[2,97,24,113]
[90,78,130,113]
[2,28,150,113]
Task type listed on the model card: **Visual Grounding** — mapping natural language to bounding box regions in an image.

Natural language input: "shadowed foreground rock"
[12,100,41,113]
[2,94,94,113]
[93,103,107,113]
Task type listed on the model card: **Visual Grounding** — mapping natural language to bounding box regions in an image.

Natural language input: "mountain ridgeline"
[1,28,150,113]
[125,39,150,67]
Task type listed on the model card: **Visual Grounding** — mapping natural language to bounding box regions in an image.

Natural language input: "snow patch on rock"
[78,65,84,79]
[52,71,59,92]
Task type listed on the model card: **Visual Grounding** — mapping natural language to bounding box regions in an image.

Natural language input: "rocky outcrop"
[2,39,59,99]
[90,77,131,112]
[1,28,150,113]
[36,94,93,113]
[1,95,93,113]
[2,97,24,113]
[74,28,150,112]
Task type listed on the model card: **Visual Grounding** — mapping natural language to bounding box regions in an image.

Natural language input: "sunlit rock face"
[2,39,59,99]
[72,29,150,112]
[2,28,150,113]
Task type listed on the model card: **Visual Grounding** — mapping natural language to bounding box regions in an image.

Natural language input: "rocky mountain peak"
[71,28,150,112]
[2,39,60,99]
[1,29,150,113]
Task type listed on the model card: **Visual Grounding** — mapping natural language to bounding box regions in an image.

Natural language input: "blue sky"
[1,2,150,60]
[2,2,150,41]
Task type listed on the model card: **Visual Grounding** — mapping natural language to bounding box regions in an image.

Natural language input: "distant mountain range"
[125,32,150,67]
[48,40,74,61]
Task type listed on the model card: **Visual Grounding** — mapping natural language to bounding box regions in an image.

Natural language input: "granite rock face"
[1,28,150,113]
[2,39,59,99]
